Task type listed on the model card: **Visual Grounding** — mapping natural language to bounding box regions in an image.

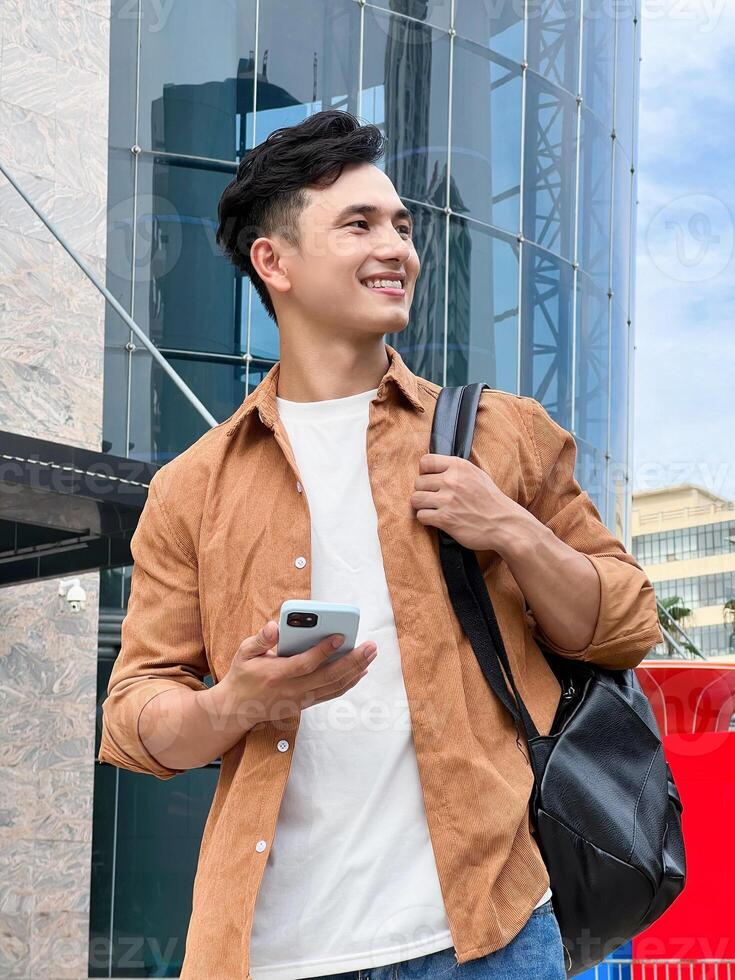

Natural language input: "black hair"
[215,109,387,325]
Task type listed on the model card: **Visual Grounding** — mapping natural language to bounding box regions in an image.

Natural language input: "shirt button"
[255,839,267,852]
[294,556,307,569]
[296,481,303,493]
[277,739,290,752]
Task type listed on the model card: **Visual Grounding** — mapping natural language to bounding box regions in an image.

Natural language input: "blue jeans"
[307,898,568,979]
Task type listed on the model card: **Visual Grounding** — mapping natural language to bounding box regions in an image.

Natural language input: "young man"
[98,110,663,980]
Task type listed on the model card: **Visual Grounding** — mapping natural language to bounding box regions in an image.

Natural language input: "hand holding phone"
[220,609,377,732]
[277,600,360,665]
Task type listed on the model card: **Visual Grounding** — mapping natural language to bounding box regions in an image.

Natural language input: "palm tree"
[724,598,735,653]
[657,595,700,658]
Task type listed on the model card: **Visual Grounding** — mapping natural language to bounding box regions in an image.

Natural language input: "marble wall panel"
[0,0,111,976]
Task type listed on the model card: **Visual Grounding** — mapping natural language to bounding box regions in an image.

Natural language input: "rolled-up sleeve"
[522,398,664,670]
[97,469,210,779]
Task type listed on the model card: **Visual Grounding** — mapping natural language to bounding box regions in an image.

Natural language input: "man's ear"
[250,238,293,296]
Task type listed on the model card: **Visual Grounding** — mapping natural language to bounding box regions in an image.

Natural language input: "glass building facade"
[94,0,642,973]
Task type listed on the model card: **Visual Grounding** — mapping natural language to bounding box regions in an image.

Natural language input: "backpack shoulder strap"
[429,383,539,739]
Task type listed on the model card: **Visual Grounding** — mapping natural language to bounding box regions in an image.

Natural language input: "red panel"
[636,661,735,734]
[632,733,735,968]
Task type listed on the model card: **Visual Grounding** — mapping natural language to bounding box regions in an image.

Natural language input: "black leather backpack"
[430,383,686,977]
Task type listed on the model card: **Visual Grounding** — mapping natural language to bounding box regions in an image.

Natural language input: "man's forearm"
[138,678,256,772]
[495,506,601,654]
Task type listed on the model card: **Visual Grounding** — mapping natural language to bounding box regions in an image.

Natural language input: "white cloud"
[632,0,735,500]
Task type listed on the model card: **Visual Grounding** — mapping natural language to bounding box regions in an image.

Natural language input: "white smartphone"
[277,599,361,665]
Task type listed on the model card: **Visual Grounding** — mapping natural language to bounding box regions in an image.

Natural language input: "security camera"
[67,583,86,612]
[58,578,87,613]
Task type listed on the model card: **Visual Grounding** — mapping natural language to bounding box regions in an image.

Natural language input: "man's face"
[266,162,420,339]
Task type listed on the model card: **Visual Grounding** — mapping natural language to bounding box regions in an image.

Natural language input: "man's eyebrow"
[333,203,414,226]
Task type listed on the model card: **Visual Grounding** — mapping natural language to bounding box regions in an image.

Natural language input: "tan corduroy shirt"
[98,342,663,980]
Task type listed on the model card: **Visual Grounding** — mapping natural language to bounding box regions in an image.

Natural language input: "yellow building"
[631,485,735,659]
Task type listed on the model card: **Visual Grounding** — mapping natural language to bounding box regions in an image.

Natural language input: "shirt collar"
[225,342,425,437]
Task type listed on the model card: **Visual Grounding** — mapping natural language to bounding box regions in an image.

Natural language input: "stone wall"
[0,1,110,976]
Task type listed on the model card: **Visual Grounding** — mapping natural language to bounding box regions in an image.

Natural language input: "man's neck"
[275,337,390,403]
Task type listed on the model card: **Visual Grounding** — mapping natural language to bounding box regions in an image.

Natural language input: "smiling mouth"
[361,282,406,296]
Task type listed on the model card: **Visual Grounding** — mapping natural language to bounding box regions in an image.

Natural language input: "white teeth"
[363,279,403,289]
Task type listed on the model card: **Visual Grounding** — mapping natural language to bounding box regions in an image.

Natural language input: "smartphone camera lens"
[286,612,318,628]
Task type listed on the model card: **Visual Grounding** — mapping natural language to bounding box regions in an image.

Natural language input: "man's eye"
[348,219,412,237]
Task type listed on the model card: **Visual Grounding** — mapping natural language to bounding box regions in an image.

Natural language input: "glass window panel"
[108,0,139,150]
[581,0,615,128]
[628,166,638,322]
[574,436,607,523]
[609,301,628,466]
[138,0,257,159]
[130,155,244,357]
[103,307,136,458]
[690,624,735,657]
[368,0,451,30]
[574,270,609,452]
[526,0,581,95]
[577,106,612,290]
[445,218,519,393]
[666,533,673,560]
[90,661,117,978]
[387,204,446,384]
[104,147,137,316]
[623,446,632,548]
[128,353,246,466]
[614,2,635,156]
[700,528,708,553]
[607,460,627,539]
[522,70,578,261]
[453,0,524,62]
[100,566,132,611]
[246,359,277,395]
[361,7,450,206]
[631,10,641,167]
[254,0,360,141]
[90,743,219,977]
[611,142,632,310]
[450,40,522,232]
[248,280,280,362]
[520,243,574,428]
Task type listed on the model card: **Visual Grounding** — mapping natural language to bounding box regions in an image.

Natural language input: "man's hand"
[410,454,604,661]
[136,623,378,773]
[410,453,522,553]
[218,621,378,731]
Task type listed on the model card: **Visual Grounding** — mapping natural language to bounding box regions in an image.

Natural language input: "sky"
[632,0,735,502]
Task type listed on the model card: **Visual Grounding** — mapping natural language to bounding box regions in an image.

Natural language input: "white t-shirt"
[248,385,551,980]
